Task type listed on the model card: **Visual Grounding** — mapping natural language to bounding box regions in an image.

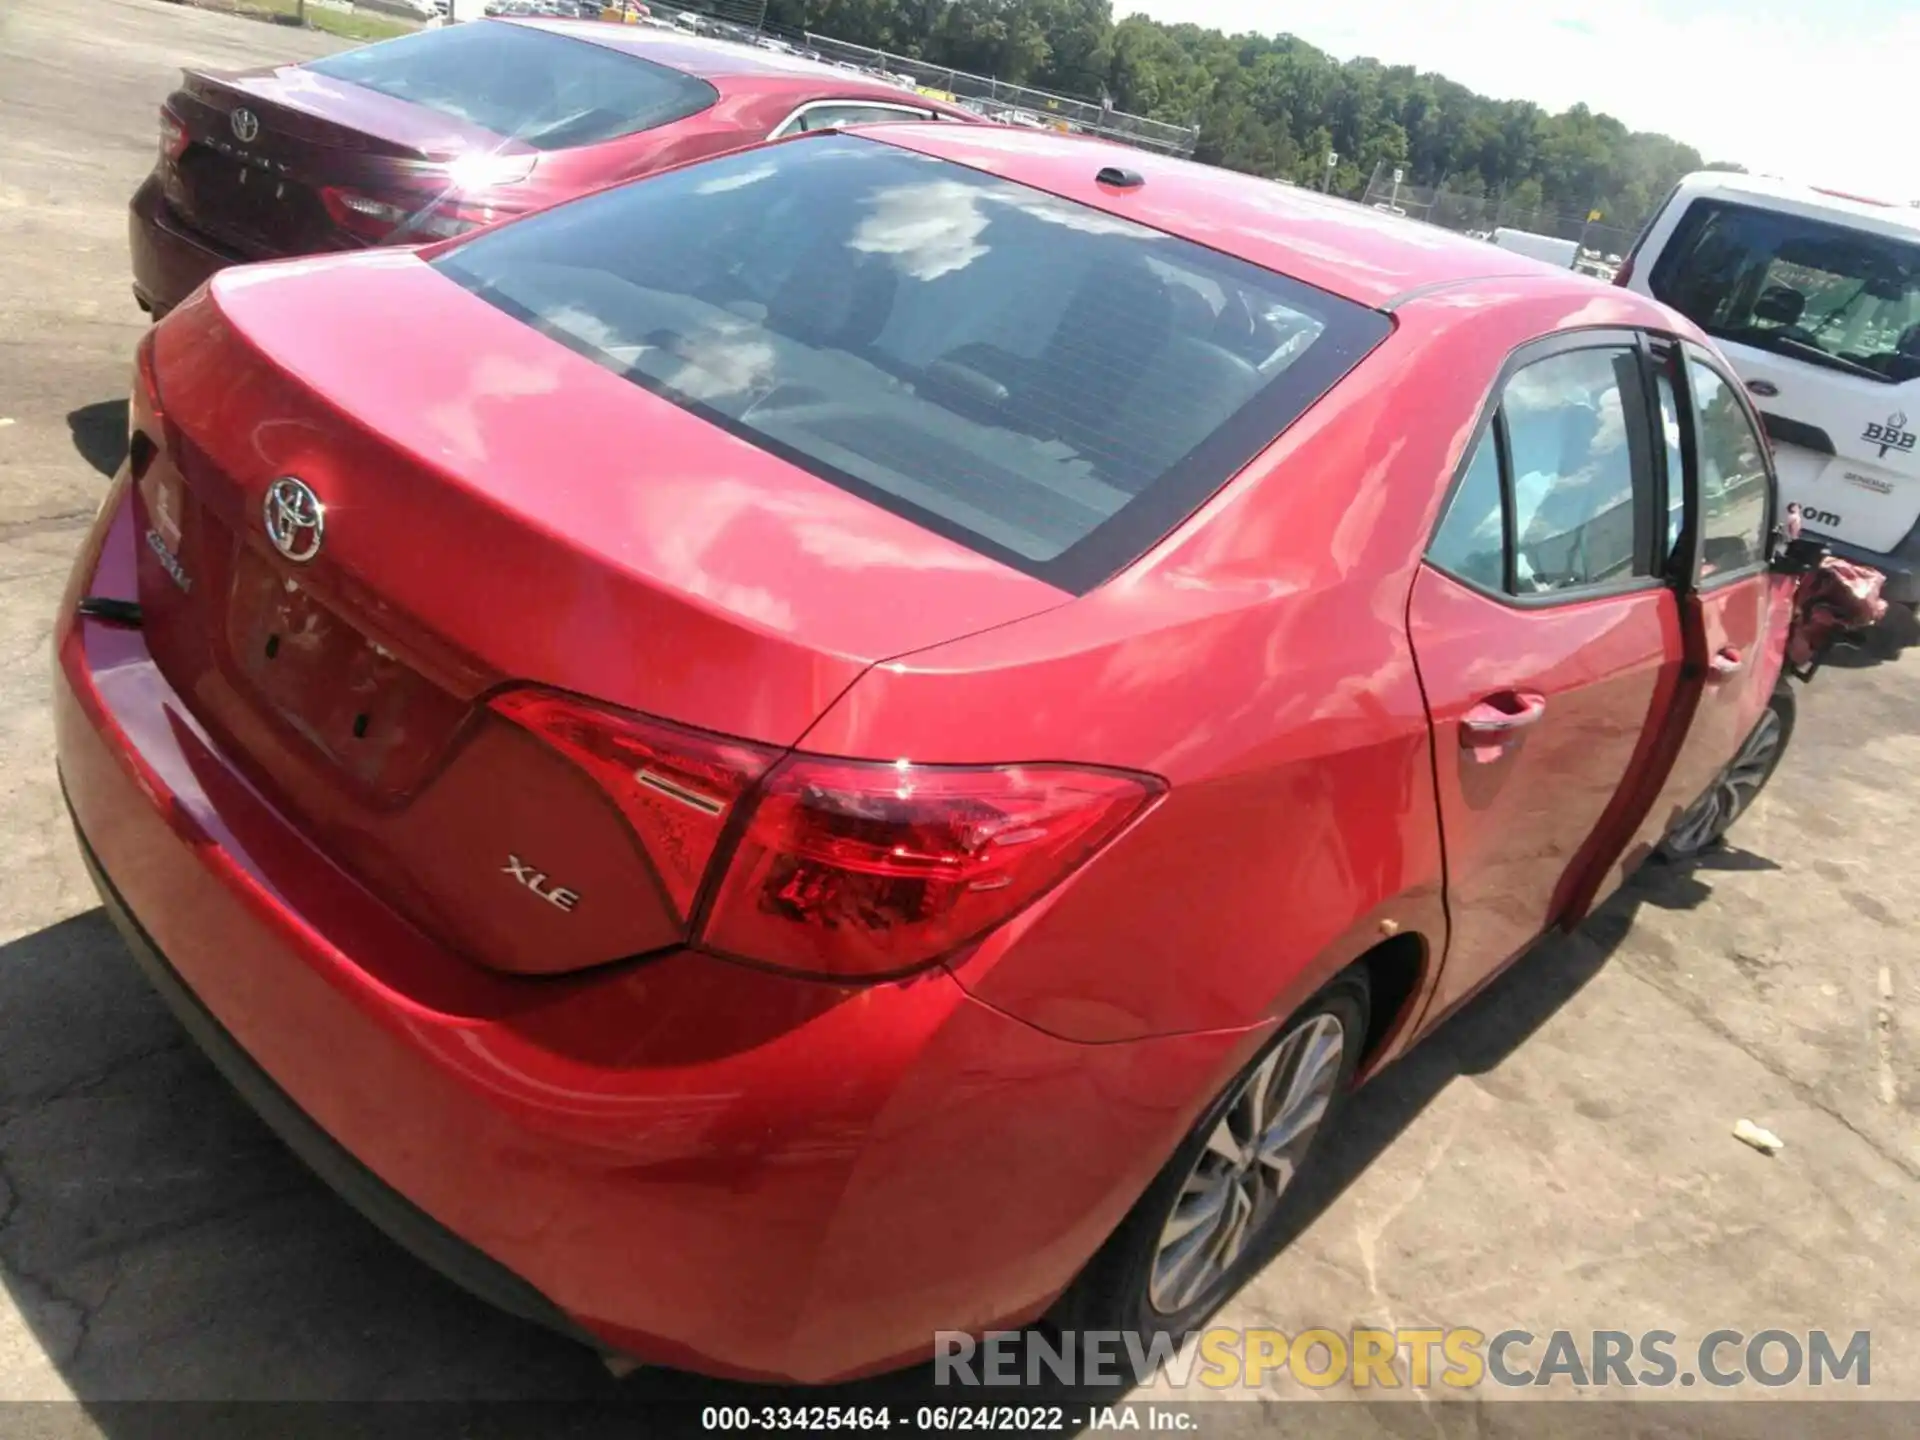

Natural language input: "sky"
[1124,0,1920,201]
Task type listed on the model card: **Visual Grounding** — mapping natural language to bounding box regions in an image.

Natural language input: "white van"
[1617,172,1920,609]
[1489,228,1580,269]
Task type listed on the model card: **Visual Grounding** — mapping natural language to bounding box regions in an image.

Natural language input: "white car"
[1618,171,1920,613]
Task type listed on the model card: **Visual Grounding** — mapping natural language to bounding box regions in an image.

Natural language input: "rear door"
[1410,333,1685,1015]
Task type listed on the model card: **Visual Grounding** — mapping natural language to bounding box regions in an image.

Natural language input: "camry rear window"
[304,22,716,151]
[434,135,1389,591]
[1649,199,1920,385]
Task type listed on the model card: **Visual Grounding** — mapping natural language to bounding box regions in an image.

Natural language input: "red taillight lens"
[490,689,779,921]
[702,758,1162,980]
[159,106,188,164]
[321,186,509,243]
[319,185,410,241]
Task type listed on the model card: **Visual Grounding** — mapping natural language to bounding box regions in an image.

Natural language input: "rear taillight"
[1611,252,1634,288]
[490,689,779,921]
[495,688,1162,982]
[159,106,188,164]
[705,757,1160,980]
[321,186,510,243]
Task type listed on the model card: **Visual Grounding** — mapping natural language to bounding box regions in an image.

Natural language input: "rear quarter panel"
[801,281,1699,1048]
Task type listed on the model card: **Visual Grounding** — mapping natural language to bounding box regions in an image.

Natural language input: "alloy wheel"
[1664,705,1786,857]
[1147,1013,1346,1314]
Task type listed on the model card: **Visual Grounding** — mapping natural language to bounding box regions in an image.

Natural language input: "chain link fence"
[1359,163,1641,264]
[643,3,1197,156]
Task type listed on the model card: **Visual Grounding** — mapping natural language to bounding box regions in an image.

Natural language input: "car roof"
[1668,169,1920,242]
[508,17,919,90]
[858,125,1614,310]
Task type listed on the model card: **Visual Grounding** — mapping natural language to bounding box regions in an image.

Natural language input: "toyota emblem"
[230,107,260,144]
[263,477,325,564]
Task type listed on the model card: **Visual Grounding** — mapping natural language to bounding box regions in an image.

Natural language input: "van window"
[1648,199,1920,384]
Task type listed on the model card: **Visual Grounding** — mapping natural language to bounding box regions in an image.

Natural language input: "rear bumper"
[69,802,600,1349]
[52,480,1247,1382]
[129,171,241,318]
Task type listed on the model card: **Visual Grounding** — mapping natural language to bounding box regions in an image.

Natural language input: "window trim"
[767,98,937,140]
[1677,340,1779,590]
[1644,335,1699,588]
[1423,327,1671,610]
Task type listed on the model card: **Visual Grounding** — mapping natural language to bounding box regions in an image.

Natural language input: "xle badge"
[505,855,580,913]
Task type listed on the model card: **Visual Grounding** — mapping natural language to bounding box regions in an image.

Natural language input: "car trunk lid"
[163,66,522,257]
[132,252,1066,976]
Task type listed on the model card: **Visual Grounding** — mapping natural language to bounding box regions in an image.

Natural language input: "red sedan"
[130,18,974,317]
[62,125,1801,1382]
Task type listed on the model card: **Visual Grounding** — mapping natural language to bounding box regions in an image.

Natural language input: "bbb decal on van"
[1864,411,1915,460]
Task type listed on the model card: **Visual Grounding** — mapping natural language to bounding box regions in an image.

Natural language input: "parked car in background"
[1617,171,1920,618]
[69,126,1808,1383]
[130,18,977,317]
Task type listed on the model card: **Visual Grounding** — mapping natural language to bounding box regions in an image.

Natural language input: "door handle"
[1459,691,1548,754]
[1708,647,1745,680]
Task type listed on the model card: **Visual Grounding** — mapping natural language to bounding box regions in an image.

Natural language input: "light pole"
[1322,150,1337,193]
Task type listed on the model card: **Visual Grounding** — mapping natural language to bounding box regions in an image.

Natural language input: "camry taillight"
[159,106,188,164]
[493,690,1162,982]
[320,186,509,243]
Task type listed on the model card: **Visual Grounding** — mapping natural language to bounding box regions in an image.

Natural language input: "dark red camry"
[131,17,974,317]
[66,125,1804,1382]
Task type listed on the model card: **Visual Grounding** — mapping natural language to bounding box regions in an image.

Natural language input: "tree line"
[757,0,1743,231]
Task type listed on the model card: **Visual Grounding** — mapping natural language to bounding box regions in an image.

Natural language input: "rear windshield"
[1649,198,1920,386]
[304,22,717,152]
[433,135,1389,591]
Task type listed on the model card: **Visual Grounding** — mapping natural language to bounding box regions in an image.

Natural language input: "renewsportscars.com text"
[934,1327,1871,1390]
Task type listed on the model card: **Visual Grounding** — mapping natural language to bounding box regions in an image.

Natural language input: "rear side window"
[304,22,717,151]
[1648,199,1920,384]
[1686,359,1772,575]
[1428,431,1504,591]
[435,134,1389,592]
[1427,345,1657,597]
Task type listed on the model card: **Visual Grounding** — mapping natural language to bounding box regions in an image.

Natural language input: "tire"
[1057,973,1369,1341]
[1658,682,1796,861]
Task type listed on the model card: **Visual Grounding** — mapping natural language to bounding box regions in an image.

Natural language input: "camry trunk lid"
[132,252,1065,976]
[162,66,513,258]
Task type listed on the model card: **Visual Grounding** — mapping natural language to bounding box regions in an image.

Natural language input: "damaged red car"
[59,125,1813,1382]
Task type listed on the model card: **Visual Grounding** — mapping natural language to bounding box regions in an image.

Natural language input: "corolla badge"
[230,107,259,144]
[262,477,325,563]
